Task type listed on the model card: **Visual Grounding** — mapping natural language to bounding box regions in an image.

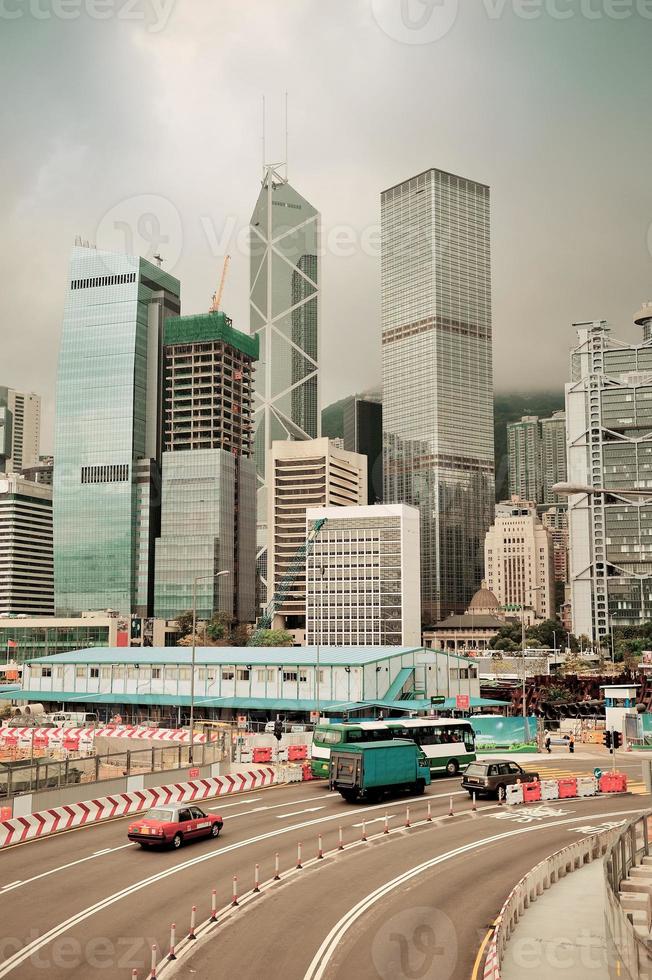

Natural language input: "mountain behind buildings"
[322,390,565,503]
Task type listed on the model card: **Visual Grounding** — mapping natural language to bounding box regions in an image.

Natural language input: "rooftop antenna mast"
[261,95,266,180]
[284,90,289,182]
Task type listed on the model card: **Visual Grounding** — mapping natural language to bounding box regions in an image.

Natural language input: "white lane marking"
[0,790,463,977]
[0,843,133,896]
[0,881,21,891]
[353,815,397,828]
[218,796,323,818]
[303,805,646,980]
[206,797,262,811]
[276,807,325,819]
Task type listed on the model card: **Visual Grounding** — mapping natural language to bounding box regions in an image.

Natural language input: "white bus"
[311,718,476,779]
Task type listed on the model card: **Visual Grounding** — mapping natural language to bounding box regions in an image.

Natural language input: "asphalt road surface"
[0,755,647,980]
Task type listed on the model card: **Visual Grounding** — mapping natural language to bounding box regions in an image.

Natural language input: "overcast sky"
[2,0,652,451]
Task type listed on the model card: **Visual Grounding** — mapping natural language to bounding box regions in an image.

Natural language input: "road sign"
[594,767,603,780]
[188,767,200,779]
[456,694,470,710]
[236,715,247,730]
[309,711,320,723]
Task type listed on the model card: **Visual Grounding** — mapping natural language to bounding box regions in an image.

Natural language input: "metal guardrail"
[0,740,226,800]
[603,812,652,979]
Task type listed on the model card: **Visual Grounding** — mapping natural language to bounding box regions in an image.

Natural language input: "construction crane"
[248,518,327,645]
[209,254,231,313]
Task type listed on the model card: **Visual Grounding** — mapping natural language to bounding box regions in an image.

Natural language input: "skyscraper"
[540,411,567,504]
[54,246,180,616]
[305,503,421,646]
[382,168,494,624]
[0,387,41,473]
[249,165,320,596]
[267,438,366,636]
[342,392,383,504]
[567,307,652,640]
[0,473,53,616]
[154,312,258,623]
[507,416,541,503]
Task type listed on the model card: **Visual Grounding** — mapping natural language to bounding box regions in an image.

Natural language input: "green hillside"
[322,391,565,501]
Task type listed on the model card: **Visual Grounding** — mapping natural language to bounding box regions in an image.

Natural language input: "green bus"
[311,718,476,779]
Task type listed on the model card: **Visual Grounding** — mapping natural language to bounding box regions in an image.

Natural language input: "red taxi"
[128,805,223,849]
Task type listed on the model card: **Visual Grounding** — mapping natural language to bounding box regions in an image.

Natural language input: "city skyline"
[3,4,652,452]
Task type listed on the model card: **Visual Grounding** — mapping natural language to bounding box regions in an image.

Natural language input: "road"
[0,754,647,979]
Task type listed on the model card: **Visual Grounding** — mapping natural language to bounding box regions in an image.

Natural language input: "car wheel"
[211,823,221,838]
[445,760,459,776]
[496,784,506,801]
[172,833,183,849]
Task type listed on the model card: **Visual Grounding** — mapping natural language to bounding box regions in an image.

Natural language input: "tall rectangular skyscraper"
[250,165,320,596]
[154,312,258,623]
[54,246,180,616]
[382,168,494,625]
[0,388,41,474]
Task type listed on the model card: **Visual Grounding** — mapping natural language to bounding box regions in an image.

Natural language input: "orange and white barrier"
[0,766,276,849]
[0,724,217,750]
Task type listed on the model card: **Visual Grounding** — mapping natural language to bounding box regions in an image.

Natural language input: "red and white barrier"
[0,766,275,849]
[0,724,217,751]
[505,774,627,806]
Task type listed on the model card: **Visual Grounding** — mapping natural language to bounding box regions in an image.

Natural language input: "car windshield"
[465,764,487,777]
[143,808,175,822]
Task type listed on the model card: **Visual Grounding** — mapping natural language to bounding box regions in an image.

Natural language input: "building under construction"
[154,311,259,623]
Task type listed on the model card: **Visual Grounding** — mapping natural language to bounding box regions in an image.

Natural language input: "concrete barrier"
[0,766,276,849]
[483,828,619,979]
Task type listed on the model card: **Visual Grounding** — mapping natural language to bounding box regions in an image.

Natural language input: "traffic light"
[273,719,283,742]
[603,730,612,750]
[613,730,622,750]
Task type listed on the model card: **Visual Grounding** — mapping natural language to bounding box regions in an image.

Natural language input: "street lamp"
[553,481,652,499]
[189,569,230,764]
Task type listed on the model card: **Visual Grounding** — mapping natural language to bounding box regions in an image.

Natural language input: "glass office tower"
[54,246,180,616]
[249,165,320,599]
[382,168,494,625]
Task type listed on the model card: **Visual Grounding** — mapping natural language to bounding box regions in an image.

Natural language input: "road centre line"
[276,808,325,819]
[0,789,478,977]
[302,806,643,980]
[217,796,323,817]
[0,843,134,897]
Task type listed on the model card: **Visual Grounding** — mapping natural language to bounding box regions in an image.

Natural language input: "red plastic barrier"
[302,762,313,781]
[252,747,272,763]
[287,744,307,761]
[0,807,11,821]
[600,772,627,793]
[522,780,542,803]
[557,777,578,799]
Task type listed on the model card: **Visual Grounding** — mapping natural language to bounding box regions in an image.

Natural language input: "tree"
[248,629,294,648]
[173,610,194,636]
